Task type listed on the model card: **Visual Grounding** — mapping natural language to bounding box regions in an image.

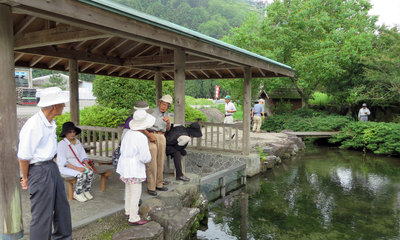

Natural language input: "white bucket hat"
[37,87,69,107]
[159,94,173,104]
[129,110,156,131]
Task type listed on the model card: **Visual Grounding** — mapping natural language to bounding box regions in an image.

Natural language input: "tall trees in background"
[222,0,377,107]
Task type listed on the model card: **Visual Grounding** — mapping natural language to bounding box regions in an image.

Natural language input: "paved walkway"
[19,170,181,239]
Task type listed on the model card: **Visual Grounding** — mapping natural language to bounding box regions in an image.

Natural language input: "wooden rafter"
[14,26,110,50]
[47,58,62,68]
[129,69,142,77]
[14,53,24,63]
[258,68,266,77]
[189,71,198,79]
[118,67,131,76]
[88,37,113,53]
[201,70,210,78]
[94,64,107,73]
[120,42,145,58]
[134,45,155,57]
[214,70,222,78]
[29,55,44,67]
[14,15,36,35]
[164,72,173,79]
[105,38,128,55]
[124,54,210,67]
[107,66,120,75]
[160,62,238,72]
[80,62,94,72]
[69,40,87,50]
[227,69,236,77]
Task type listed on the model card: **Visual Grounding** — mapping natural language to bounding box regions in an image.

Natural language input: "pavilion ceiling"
[5,0,296,81]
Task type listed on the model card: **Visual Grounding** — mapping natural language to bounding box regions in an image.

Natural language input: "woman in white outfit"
[57,122,94,202]
[117,109,155,226]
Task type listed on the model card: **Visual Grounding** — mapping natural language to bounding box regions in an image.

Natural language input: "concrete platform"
[19,170,181,240]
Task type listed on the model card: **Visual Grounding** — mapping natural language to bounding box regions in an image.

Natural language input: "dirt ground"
[199,108,225,123]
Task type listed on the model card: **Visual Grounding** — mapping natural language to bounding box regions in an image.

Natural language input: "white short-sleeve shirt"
[17,111,58,164]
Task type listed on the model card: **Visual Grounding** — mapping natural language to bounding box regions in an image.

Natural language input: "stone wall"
[185,149,261,177]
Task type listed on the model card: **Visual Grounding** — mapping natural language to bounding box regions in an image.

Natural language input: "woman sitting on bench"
[57,122,94,202]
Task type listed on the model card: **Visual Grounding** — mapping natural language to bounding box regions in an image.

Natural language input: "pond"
[196,146,400,239]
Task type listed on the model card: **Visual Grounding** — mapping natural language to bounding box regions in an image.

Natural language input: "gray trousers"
[28,162,72,240]
[360,116,368,122]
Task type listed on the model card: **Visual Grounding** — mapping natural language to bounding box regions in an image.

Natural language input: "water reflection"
[197,146,400,239]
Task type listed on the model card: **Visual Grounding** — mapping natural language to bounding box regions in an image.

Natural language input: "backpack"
[112,146,121,170]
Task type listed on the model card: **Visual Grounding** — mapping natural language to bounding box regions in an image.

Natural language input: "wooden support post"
[240,193,249,240]
[69,59,79,125]
[174,49,186,125]
[155,71,162,106]
[0,4,24,239]
[242,66,252,155]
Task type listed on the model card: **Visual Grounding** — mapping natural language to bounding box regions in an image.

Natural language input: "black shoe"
[176,176,190,182]
[138,199,142,206]
[156,186,168,191]
[147,189,157,196]
[231,134,236,139]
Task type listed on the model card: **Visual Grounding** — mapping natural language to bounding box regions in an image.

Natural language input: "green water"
[197,146,400,240]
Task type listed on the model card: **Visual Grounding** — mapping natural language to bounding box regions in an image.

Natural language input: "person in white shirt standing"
[358,103,371,122]
[17,87,72,240]
[224,95,237,140]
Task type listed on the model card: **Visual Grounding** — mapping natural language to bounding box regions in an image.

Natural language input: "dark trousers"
[28,162,72,240]
[171,151,184,178]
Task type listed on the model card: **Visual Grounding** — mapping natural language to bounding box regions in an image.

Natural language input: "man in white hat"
[17,87,72,240]
[144,94,172,196]
[251,99,265,133]
[358,103,370,122]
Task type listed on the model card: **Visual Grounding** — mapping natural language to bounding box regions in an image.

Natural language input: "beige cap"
[159,94,173,104]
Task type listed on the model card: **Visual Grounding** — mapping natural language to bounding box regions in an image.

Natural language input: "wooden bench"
[61,165,115,200]
[87,155,112,165]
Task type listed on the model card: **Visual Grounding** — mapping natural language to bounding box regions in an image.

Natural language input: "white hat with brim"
[37,87,69,107]
[129,110,156,131]
[159,94,173,104]
[258,99,264,103]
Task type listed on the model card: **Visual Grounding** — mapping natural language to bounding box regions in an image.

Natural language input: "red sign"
[215,86,220,99]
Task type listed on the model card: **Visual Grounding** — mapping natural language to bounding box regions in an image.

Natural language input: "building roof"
[8,0,296,81]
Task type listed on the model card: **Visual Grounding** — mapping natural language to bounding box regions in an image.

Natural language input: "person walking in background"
[358,103,370,122]
[224,95,236,140]
[57,122,94,203]
[252,99,265,133]
[17,87,72,240]
[145,94,172,196]
[117,110,155,226]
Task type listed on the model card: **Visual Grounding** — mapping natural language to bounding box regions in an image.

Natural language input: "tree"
[92,76,174,109]
[43,74,66,90]
[358,26,400,105]
[223,0,377,107]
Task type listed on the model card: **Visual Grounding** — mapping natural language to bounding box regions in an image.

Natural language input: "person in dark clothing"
[165,123,202,181]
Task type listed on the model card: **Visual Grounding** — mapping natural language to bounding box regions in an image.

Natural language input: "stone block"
[191,193,208,217]
[175,184,199,208]
[156,191,183,209]
[139,198,165,217]
[112,221,163,240]
[262,147,274,155]
[148,207,200,240]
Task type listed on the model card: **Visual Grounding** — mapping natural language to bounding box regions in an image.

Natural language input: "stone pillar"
[155,70,162,106]
[69,59,79,125]
[0,4,24,239]
[242,66,252,155]
[174,49,186,125]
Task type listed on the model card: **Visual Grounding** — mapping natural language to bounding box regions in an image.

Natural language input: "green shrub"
[309,92,332,106]
[185,96,214,106]
[262,114,353,132]
[161,103,207,122]
[54,105,130,141]
[330,121,400,155]
[270,99,293,115]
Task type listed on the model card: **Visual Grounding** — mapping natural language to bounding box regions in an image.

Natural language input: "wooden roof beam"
[227,69,236,78]
[201,70,210,78]
[118,67,131,77]
[107,66,120,75]
[29,55,44,67]
[188,71,198,79]
[105,38,129,55]
[214,70,222,78]
[14,15,36,35]
[16,46,123,66]
[147,72,155,79]
[69,40,87,50]
[47,58,62,68]
[134,45,155,57]
[14,53,24,63]
[94,64,107,73]
[88,37,113,53]
[160,62,238,72]
[120,42,145,58]
[14,26,110,50]
[258,68,266,77]
[80,62,94,72]
[164,72,174,79]
[124,54,210,67]
[129,69,142,78]
[138,70,150,78]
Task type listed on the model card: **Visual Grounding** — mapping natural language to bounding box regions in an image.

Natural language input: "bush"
[54,105,130,141]
[262,113,353,132]
[169,103,208,122]
[185,96,214,106]
[330,121,400,155]
[309,92,332,106]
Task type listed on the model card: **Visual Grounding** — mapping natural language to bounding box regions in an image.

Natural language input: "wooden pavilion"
[0,0,296,237]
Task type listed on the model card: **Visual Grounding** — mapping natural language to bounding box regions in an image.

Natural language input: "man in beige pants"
[145,95,172,196]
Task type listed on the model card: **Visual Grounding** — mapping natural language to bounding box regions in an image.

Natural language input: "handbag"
[65,139,98,173]
[112,146,121,170]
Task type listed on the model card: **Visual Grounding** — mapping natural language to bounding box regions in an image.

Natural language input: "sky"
[368,0,400,27]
